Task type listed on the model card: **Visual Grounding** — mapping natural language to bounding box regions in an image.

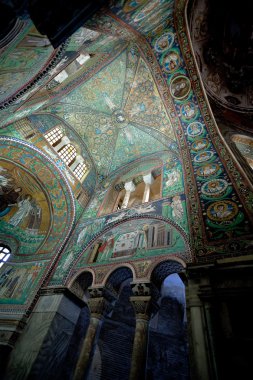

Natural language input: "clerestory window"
[0,245,11,268]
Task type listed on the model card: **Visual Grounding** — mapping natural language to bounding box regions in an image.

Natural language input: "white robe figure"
[165,169,180,187]
[9,196,33,227]
[171,196,184,219]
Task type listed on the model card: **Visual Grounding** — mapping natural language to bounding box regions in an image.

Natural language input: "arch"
[0,136,75,255]
[150,259,186,289]
[68,268,95,288]
[101,263,136,287]
[69,271,93,300]
[104,266,134,294]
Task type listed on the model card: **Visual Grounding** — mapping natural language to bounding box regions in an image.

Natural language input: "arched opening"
[86,267,135,380]
[147,260,189,380]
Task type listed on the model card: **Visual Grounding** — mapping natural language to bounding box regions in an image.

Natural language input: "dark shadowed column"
[74,287,105,380]
[129,282,151,380]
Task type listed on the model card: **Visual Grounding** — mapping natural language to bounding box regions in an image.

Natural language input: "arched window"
[58,144,77,166]
[73,162,88,181]
[44,127,64,146]
[0,245,11,268]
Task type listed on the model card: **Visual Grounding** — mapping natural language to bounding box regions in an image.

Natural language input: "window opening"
[0,246,11,268]
[45,127,63,146]
[58,144,77,166]
[74,162,88,180]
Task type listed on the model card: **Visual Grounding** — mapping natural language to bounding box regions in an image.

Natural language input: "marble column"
[130,282,151,380]
[187,277,211,380]
[73,288,105,380]
[142,173,154,203]
[54,136,70,152]
[121,181,136,209]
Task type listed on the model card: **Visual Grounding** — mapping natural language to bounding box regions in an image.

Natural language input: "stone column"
[73,288,105,380]
[54,136,70,152]
[130,282,151,380]
[187,276,211,380]
[121,181,136,209]
[142,173,154,203]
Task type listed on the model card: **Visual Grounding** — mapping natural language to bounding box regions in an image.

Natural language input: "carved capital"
[131,282,151,296]
[130,296,151,320]
[87,287,105,317]
[130,282,151,318]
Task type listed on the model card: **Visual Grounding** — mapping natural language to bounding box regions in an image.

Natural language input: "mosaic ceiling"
[0,0,253,311]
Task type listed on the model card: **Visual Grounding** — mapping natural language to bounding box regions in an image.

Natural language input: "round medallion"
[197,163,220,177]
[170,75,191,100]
[191,138,209,151]
[155,32,174,53]
[194,151,214,163]
[207,200,238,222]
[187,122,204,137]
[161,50,181,73]
[181,102,198,121]
[111,109,129,129]
[201,179,229,197]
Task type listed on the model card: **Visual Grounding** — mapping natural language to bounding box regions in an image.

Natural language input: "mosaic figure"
[207,201,238,222]
[9,194,33,227]
[194,151,214,163]
[187,122,204,137]
[165,168,180,187]
[163,51,180,73]
[201,179,229,197]
[155,32,174,53]
[171,196,184,219]
[98,233,115,261]
[191,138,208,151]
[197,163,220,177]
[170,75,191,100]
[181,102,197,121]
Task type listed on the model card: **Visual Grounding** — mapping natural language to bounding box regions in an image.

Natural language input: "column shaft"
[187,279,211,380]
[130,317,149,380]
[122,189,131,209]
[142,182,151,203]
[73,316,101,380]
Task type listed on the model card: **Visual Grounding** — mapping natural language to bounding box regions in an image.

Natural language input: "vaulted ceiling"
[0,0,178,183]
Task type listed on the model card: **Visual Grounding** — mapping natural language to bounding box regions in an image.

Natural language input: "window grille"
[74,162,88,180]
[44,127,64,146]
[58,144,77,165]
[0,246,11,268]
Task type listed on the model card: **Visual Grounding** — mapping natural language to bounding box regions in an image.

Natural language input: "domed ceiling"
[188,0,253,132]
